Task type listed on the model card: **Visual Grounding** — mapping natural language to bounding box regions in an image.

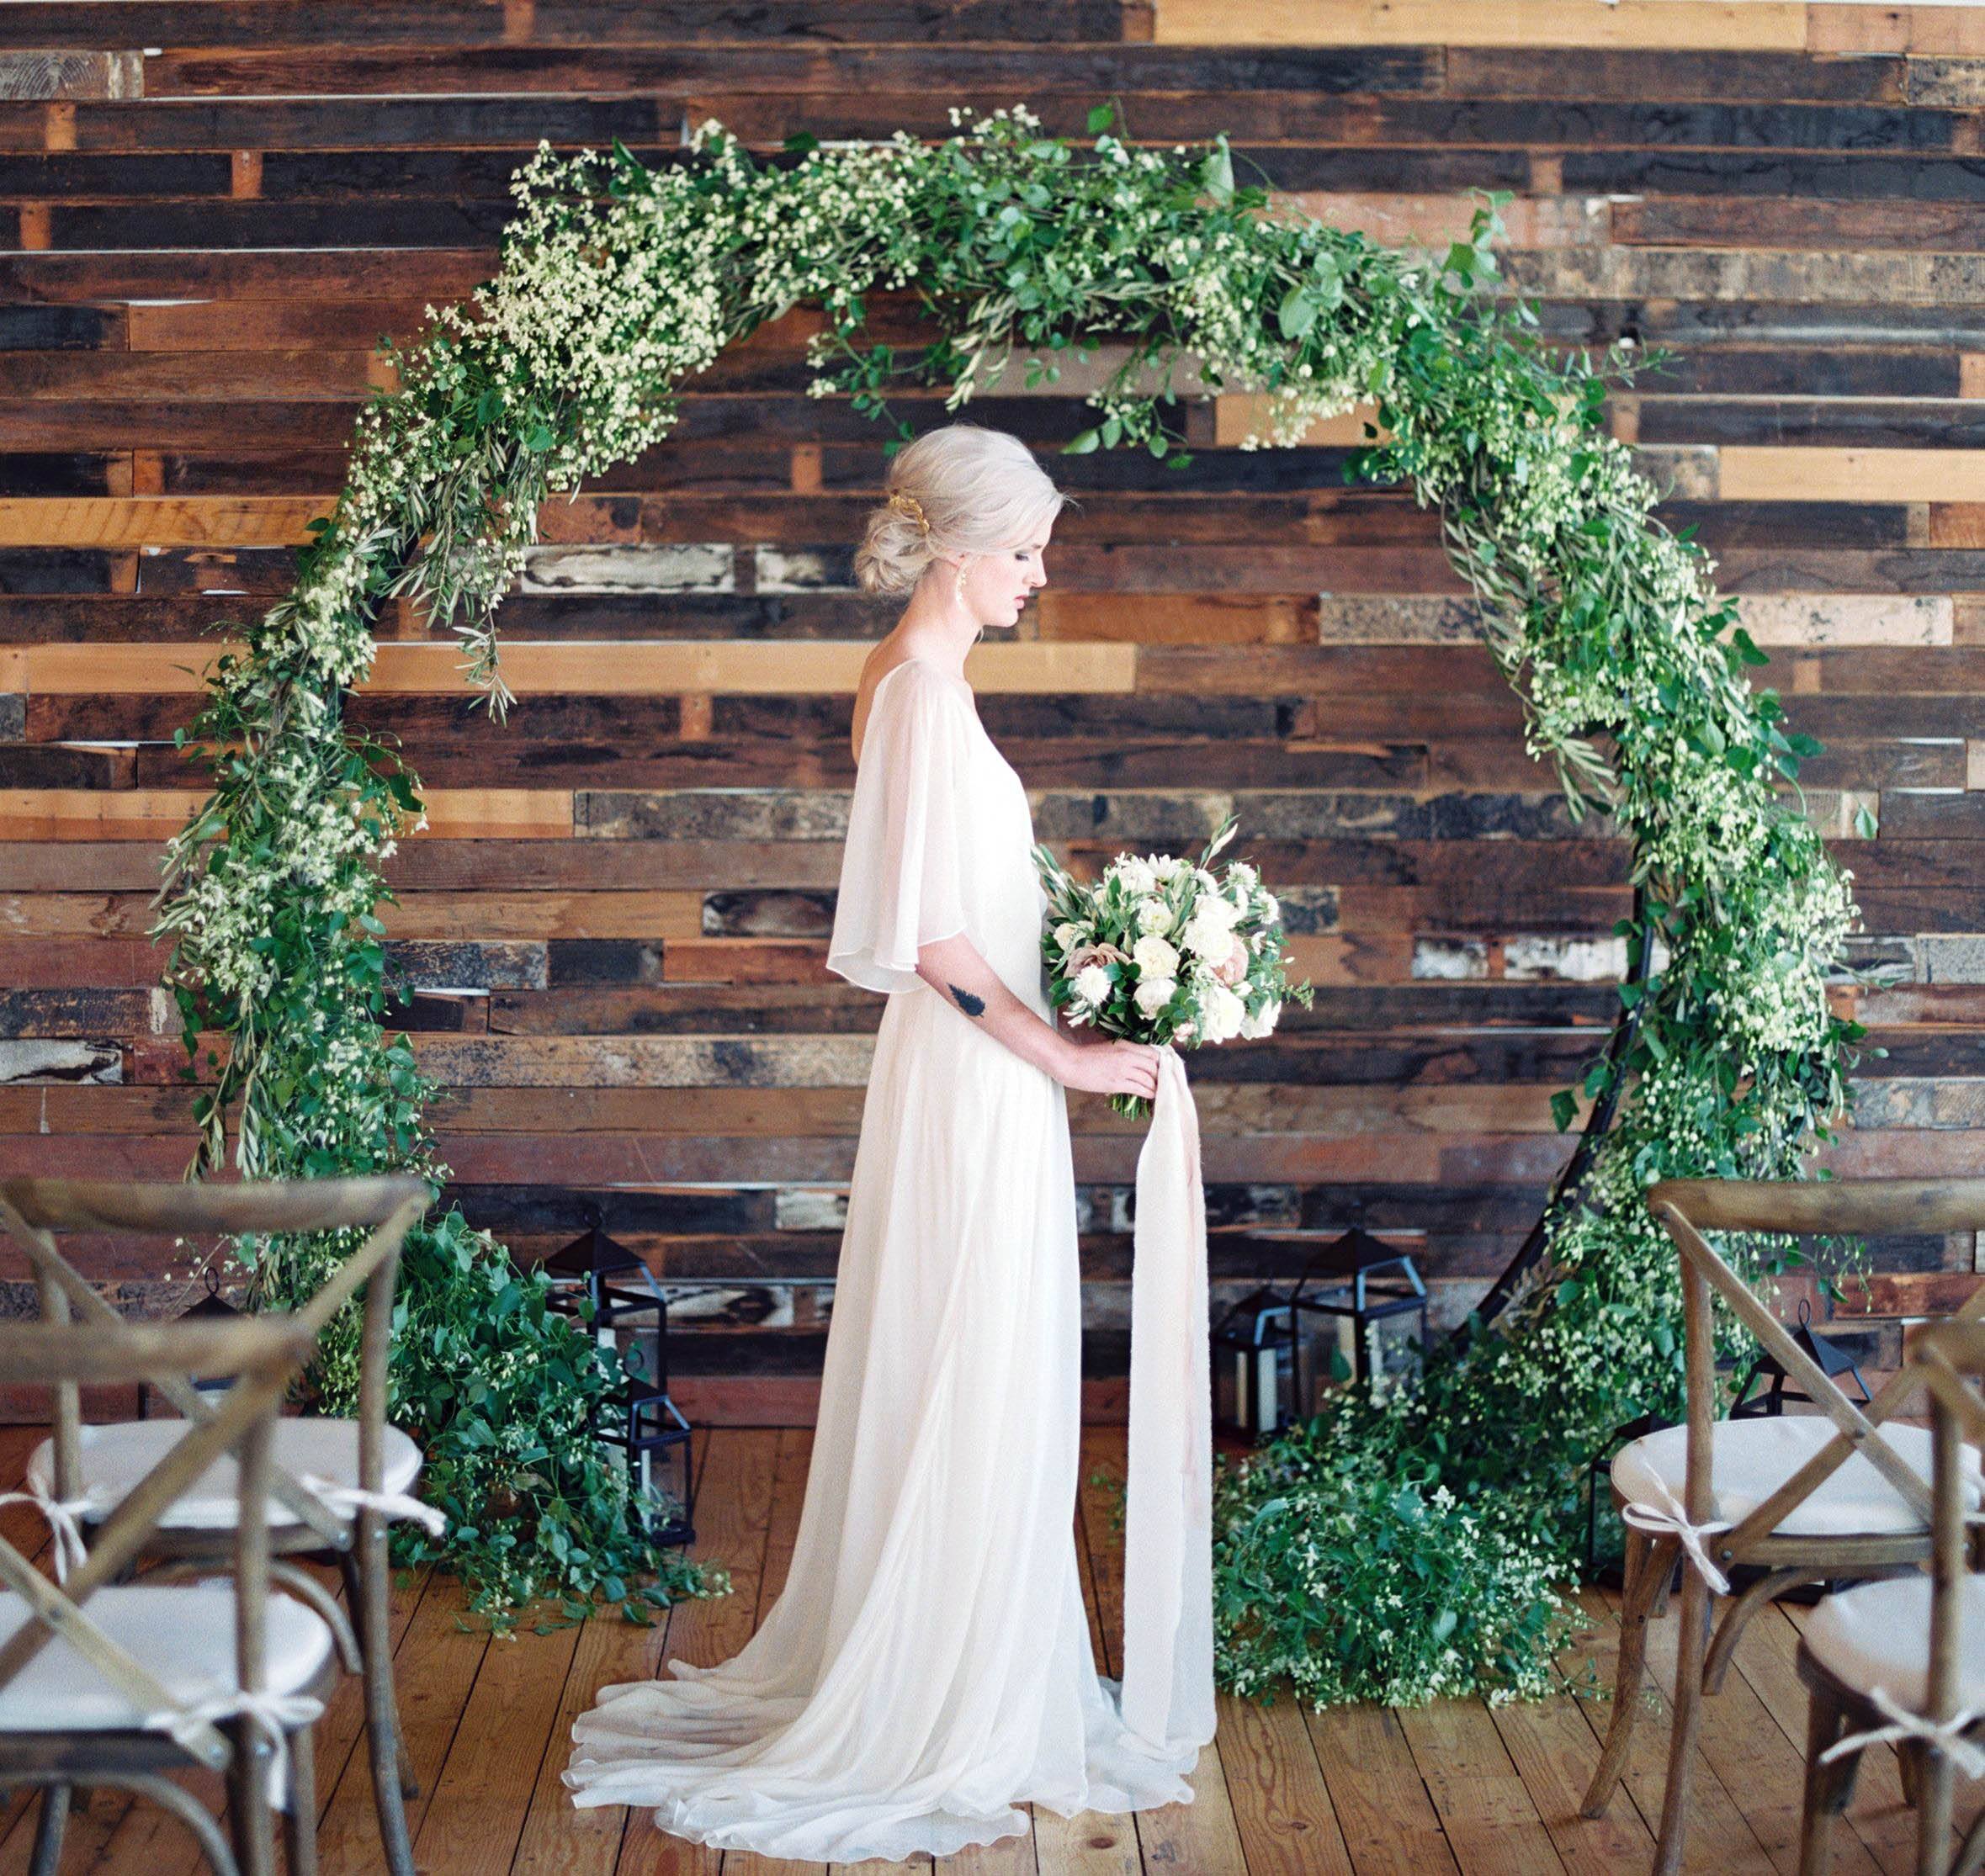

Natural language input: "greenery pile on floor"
[157,105,1861,1658]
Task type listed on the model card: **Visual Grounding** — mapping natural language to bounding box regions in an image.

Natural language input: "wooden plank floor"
[0,1424,1966,1876]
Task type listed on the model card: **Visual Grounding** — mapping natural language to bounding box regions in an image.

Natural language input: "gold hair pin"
[886,490,931,536]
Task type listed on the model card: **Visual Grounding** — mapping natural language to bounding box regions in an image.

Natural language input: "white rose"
[1181,898,1240,960]
[1133,974,1177,1018]
[1053,921,1084,954]
[1073,963,1112,1007]
[1239,998,1281,1040]
[1135,897,1175,935]
[1110,856,1156,897]
[1202,982,1247,1043]
[1132,934,1179,980]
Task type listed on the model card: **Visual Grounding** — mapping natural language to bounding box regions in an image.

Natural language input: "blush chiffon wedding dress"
[563,657,1214,1863]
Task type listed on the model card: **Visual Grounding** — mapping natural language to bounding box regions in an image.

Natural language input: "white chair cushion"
[1805,1575,1985,1712]
[0,1584,333,1732]
[29,1418,423,1531]
[1613,1416,1982,1539]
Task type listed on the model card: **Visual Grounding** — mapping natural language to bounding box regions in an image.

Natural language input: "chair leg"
[1918,1737,1957,1876]
[1581,1528,1668,1818]
[341,1548,419,1802]
[1653,1561,1714,1876]
[283,1721,319,1876]
[1799,1683,1858,1876]
[1951,1804,1985,1876]
[226,1718,277,1876]
[27,1783,69,1876]
[1897,1737,1922,1808]
[354,1531,418,1876]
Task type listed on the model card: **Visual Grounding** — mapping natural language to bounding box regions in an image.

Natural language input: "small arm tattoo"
[947,983,986,1017]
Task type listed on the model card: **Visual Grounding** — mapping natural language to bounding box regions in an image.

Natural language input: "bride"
[564,421,1211,1864]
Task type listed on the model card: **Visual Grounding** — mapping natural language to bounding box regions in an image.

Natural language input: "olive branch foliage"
[153,103,1865,1680]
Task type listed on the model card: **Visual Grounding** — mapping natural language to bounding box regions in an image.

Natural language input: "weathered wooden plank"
[1215,1689,1355,1876]
[0,495,326,546]
[145,42,1441,99]
[0,787,571,839]
[0,50,142,101]
[1304,1702,1458,1876]
[1155,1,1805,51]
[13,638,1137,694]
[0,247,494,302]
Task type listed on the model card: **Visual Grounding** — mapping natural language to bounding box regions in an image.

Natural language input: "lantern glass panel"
[1211,1297,1295,1438]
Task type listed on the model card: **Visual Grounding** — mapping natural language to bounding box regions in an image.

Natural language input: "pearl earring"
[954,560,969,603]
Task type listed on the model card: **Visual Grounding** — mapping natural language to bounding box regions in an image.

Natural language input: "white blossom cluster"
[1035,826,1303,1096]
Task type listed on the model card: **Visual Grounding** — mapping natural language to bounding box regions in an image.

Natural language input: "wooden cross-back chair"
[1797,1319,1985,1876]
[0,1174,432,1876]
[0,1310,327,1876]
[1579,1178,1985,1876]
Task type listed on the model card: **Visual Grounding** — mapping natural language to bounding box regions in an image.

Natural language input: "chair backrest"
[1648,1179,1985,1565]
[1908,1321,1985,1740]
[0,1175,430,1551]
[0,1312,318,1769]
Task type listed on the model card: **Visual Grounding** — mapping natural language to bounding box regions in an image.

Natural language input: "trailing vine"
[157,105,1863,1679]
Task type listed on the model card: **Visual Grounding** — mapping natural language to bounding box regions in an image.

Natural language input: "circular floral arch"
[159,106,1862,1687]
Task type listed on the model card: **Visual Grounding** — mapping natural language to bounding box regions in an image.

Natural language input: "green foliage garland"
[156,104,1863,1674]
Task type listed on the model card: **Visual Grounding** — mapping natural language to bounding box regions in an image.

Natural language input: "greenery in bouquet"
[1031,813,1315,1118]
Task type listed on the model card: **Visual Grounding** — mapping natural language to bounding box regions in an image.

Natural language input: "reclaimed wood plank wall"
[2,0,1982,1422]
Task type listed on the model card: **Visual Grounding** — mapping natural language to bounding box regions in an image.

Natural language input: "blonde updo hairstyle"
[854,422,1069,601]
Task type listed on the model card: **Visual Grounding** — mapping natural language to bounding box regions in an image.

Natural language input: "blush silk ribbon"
[1117,1042,1217,1759]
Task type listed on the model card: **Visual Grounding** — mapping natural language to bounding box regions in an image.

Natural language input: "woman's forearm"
[914,932,1069,1079]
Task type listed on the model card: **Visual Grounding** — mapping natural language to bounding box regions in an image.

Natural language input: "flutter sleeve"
[826,663,974,995]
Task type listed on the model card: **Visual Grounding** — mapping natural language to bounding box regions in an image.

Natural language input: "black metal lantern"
[1285,1228,1430,1412]
[544,1222,694,1546]
[141,1264,246,1417]
[1728,1296,1872,1420]
[1584,1411,1673,1585]
[1210,1285,1296,1439]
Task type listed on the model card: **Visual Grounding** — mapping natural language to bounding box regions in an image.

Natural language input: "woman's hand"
[1054,1036,1162,1102]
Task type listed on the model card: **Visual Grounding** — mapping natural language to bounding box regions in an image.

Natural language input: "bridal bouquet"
[1031,813,1314,1118]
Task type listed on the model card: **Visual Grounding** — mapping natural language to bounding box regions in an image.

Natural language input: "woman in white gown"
[565,423,1207,1864]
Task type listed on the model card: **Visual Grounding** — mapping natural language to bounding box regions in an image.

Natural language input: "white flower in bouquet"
[1132,933,1180,980]
[1073,962,1112,1007]
[1181,895,1241,961]
[1202,982,1248,1042]
[1031,811,1315,1119]
[1239,997,1281,1040]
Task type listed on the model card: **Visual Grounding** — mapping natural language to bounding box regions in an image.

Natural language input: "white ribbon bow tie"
[0,1476,93,1583]
[145,1689,326,1811]
[1620,1477,1734,1597]
[1819,1685,1985,1783]
[300,1473,447,1537]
